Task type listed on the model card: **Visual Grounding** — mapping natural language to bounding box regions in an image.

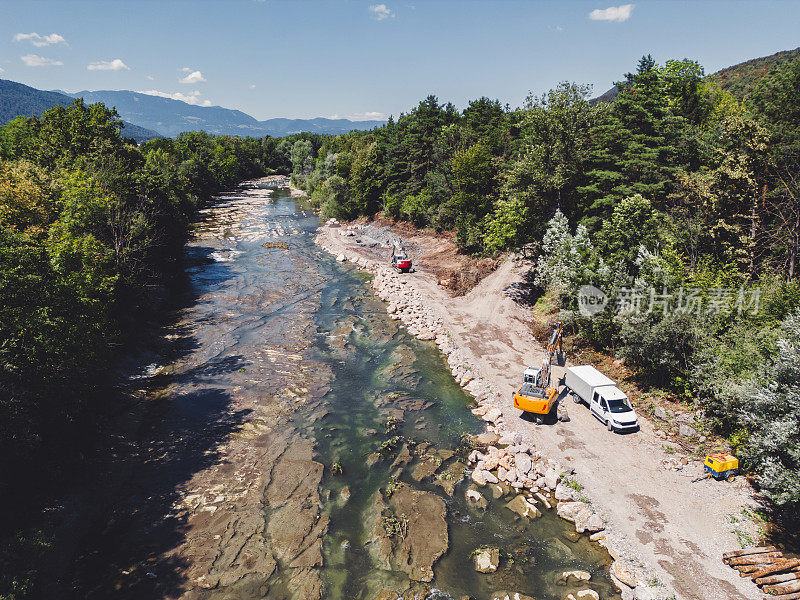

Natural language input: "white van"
[564,365,639,433]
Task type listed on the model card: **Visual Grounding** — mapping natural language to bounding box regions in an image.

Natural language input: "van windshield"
[607,399,632,413]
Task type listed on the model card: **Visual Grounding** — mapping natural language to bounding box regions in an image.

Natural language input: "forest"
[297,55,800,524]
[0,99,324,596]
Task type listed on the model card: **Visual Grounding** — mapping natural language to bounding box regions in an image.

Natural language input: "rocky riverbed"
[65,185,622,600]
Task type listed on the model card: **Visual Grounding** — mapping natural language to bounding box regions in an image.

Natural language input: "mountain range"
[0,79,161,142]
[0,78,386,141]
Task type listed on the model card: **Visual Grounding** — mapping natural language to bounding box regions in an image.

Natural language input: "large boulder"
[363,487,448,583]
[653,406,669,421]
[554,483,575,501]
[506,494,541,519]
[557,570,592,585]
[544,467,560,490]
[483,408,503,423]
[498,432,521,446]
[465,488,488,510]
[557,501,591,523]
[583,514,605,533]
[514,453,532,476]
[611,560,638,588]
[471,469,488,487]
[473,547,500,573]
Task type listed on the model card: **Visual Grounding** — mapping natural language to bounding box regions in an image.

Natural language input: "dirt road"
[317,223,763,600]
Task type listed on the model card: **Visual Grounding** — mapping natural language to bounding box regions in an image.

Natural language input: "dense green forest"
[0,99,325,597]
[297,55,800,523]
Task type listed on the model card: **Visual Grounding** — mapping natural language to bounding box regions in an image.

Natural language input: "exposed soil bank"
[315,220,764,600]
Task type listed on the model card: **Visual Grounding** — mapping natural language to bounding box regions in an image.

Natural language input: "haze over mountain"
[64,89,387,138]
[0,79,387,140]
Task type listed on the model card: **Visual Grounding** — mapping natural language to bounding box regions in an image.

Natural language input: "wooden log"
[769,591,800,600]
[723,545,778,562]
[764,581,800,595]
[752,559,800,580]
[734,564,762,572]
[729,552,783,566]
[756,570,800,586]
[732,558,781,572]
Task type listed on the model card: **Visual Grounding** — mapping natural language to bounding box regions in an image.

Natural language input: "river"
[66,183,619,600]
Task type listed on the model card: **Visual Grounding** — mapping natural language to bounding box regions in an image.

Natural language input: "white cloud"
[21,54,63,67]
[589,4,634,22]
[138,89,212,107]
[249,84,256,89]
[0,66,5,73]
[13,32,67,47]
[353,111,386,120]
[179,66,192,72]
[179,70,206,84]
[87,58,130,71]
[329,111,386,121]
[146,74,154,80]
[369,4,395,20]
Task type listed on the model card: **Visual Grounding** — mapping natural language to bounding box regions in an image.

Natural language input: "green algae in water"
[302,260,620,600]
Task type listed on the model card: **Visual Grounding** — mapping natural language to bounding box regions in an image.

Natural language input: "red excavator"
[390,239,412,273]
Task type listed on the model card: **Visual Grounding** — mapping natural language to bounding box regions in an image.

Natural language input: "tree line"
[295,55,800,522]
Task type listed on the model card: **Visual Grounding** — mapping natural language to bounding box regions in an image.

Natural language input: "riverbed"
[67,183,618,600]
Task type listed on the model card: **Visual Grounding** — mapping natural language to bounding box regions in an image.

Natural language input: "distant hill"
[591,85,618,104]
[1,78,386,140]
[65,89,386,138]
[0,79,160,143]
[706,47,800,101]
[592,48,800,105]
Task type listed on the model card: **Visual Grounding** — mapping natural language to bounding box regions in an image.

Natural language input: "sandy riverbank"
[315,220,763,600]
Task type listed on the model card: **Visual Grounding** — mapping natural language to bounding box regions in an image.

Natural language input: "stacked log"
[723,547,800,598]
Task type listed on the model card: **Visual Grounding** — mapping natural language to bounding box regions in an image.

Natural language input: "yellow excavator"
[513,322,564,423]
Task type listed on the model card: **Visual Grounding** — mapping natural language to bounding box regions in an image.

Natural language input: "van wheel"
[606,420,614,432]
[572,393,580,404]
[535,415,543,425]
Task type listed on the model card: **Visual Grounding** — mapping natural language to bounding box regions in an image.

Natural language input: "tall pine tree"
[577,55,689,229]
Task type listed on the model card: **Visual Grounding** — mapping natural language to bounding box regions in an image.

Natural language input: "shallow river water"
[68,184,619,600]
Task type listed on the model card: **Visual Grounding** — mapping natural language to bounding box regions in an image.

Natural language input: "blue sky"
[1,1,799,121]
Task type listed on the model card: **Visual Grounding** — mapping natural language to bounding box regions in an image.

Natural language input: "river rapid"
[67,183,619,600]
